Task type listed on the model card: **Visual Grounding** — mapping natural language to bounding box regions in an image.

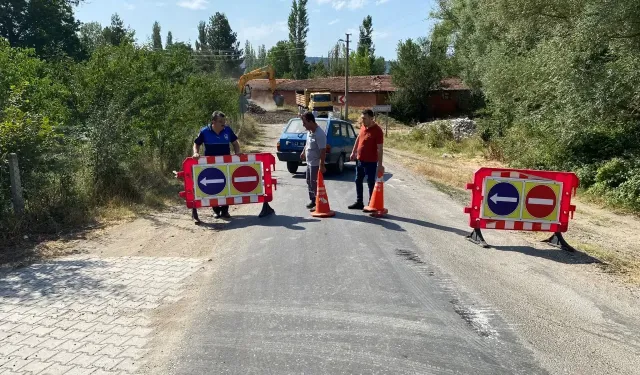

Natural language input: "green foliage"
[194,13,242,77]
[288,0,309,79]
[0,35,240,244]
[327,42,346,76]
[350,15,386,76]
[390,38,443,122]
[79,22,105,55]
[102,14,135,47]
[152,21,162,50]
[432,0,640,211]
[268,41,293,78]
[0,0,86,60]
[309,59,329,78]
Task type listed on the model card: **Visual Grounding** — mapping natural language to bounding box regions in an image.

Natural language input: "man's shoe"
[212,207,222,218]
[306,201,316,209]
[221,211,231,219]
[348,201,364,210]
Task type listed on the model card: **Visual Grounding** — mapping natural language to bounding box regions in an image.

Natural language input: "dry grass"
[385,121,640,285]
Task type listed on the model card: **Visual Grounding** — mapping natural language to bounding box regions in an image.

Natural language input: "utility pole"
[344,33,351,121]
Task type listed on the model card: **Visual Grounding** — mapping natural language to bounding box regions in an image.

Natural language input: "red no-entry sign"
[232,165,260,193]
[525,185,557,218]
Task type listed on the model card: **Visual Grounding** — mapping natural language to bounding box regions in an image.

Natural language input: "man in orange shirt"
[348,109,385,210]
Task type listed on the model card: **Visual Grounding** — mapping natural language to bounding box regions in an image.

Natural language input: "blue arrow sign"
[197,167,227,196]
[487,182,520,216]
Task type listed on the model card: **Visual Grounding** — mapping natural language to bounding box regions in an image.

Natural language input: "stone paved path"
[0,256,203,375]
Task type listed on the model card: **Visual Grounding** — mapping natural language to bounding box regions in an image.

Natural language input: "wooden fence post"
[8,153,25,216]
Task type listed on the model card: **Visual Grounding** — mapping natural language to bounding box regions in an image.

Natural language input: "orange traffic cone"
[311,169,335,218]
[364,171,388,217]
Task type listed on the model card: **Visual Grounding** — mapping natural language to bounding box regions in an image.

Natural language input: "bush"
[1,41,240,246]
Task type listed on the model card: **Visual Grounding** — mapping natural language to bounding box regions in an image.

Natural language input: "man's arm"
[193,143,200,158]
[350,135,360,161]
[320,148,327,173]
[231,140,241,155]
[376,127,384,175]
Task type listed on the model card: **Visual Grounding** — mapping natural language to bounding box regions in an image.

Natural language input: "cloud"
[328,19,340,25]
[316,0,366,10]
[124,1,136,10]
[375,0,389,4]
[177,0,209,10]
[240,22,288,42]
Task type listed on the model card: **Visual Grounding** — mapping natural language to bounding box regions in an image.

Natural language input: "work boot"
[220,207,231,219]
[348,201,364,210]
[212,207,222,218]
[306,201,316,210]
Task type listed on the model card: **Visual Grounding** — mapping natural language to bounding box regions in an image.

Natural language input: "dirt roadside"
[386,146,640,285]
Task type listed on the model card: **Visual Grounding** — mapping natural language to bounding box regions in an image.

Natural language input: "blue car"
[276,117,358,174]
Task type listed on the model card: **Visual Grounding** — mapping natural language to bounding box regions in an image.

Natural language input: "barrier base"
[542,232,576,252]
[312,210,335,218]
[258,202,275,218]
[466,228,490,248]
[192,208,201,224]
[369,208,389,218]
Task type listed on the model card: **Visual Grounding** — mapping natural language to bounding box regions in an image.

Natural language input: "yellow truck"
[295,89,333,118]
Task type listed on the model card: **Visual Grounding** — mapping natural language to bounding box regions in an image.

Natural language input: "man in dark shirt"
[192,111,241,219]
[348,109,385,209]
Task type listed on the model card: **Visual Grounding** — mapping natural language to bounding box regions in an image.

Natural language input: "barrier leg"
[466,228,490,248]
[542,232,576,252]
[259,202,275,218]
[192,208,201,224]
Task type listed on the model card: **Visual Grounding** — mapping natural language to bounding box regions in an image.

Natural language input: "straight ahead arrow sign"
[490,194,518,204]
[200,177,225,186]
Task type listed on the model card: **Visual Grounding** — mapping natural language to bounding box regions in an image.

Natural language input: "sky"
[74,0,437,60]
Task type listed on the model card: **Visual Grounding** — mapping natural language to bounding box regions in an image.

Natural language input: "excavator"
[238,66,284,107]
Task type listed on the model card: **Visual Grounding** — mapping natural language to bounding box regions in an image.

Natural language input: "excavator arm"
[238,66,276,94]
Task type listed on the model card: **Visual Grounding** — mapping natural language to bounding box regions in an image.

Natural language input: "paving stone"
[91,356,123,371]
[30,348,57,361]
[74,343,105,356]
[19,359,52,374]
[48,351,78,365]
[39,362,73,374]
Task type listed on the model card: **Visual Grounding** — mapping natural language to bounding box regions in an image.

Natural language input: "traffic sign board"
[523,182,561,221]
[373,104,391,113]
[338,95,346,105]
[194,166,228,198]
[230,164,262,195]
[482,179,523,219]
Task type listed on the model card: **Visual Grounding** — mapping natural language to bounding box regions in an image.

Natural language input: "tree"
[0,0,86,60]
[327,42,347,76]
[244,40,257,72]
[79,22,105,55]
[166,31,173,47]
[288,0,309,79]
[350,15,386,76]
[309,59,329,78]
[195,21,207,51]
[390,38,443,122]
[152,21,162,50]
[257,44,267,67]
[205,12,243,77]
[268,41,292,78]
[102,14,134,47]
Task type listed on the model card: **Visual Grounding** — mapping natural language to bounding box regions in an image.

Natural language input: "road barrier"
[176,153,277,218]
[464,168,579,251]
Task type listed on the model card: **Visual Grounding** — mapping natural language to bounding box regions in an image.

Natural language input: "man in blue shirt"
[192,111,241,220]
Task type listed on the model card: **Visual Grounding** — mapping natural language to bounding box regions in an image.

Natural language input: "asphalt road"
[162,123,640,375]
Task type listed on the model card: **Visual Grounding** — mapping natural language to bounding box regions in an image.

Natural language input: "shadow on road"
[289,166,394,183]
[492,245,602,265]
[334,212,406,231]
[222,214,321,231]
